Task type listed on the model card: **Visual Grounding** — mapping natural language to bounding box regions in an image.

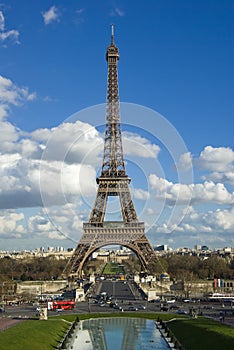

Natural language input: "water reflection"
[69,318,169,350]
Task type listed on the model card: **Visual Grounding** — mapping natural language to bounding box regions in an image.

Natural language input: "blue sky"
[0,0,233,251]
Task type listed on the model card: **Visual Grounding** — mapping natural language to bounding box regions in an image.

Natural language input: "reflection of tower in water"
[63,25,158,278]
[72,318,147,350]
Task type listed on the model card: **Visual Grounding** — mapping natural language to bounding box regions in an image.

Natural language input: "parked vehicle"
[169,305,180,310]
[113,304,122,310]
[135,304,146,310]
[161,306,169,311]
[166,299,176,304]
[176,309,188,314]
[128,306,138,311]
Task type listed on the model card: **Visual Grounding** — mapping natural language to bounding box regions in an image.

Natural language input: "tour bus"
[47,300,75,311]
[208,293,234,302]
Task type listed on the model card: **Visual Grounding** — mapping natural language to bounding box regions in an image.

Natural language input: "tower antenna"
[111,24,114,44]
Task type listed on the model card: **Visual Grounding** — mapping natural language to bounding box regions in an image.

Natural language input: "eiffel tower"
[63,26,158,278]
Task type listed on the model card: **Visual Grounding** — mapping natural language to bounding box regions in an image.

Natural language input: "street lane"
[99,280,137,301]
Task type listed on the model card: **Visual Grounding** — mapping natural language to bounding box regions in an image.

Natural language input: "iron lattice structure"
[63,27,158,278]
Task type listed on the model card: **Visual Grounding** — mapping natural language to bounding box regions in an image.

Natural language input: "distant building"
[154,245,168,252]
[201,245,209,251]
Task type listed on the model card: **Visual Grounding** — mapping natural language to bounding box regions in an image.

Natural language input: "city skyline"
[0,1,233,250]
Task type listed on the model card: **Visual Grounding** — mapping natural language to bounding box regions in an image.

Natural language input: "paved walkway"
[0,318,24,332]
[208,316,234,328]
[221,317,234,327]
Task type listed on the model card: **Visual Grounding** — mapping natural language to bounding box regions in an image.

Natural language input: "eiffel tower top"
[106,24,119,61]
[87,26,138,224]
[100,25,126,178]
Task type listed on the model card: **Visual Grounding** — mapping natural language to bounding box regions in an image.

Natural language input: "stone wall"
[16,280,68,296]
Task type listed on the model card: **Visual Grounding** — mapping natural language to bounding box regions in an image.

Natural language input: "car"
[161,306,169,311]
[109,302,118,308]
[203,305,214,310]
[128,306,138,311]
[169,305,180,310]
[135,304,146,310]
[176,309,188,314]
[113,304,122,310]
[99,302,106,307]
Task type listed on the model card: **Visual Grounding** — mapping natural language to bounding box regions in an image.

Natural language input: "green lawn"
[0,314,233,350]
[168,317,234,350]
[101,262,125,275]
[0,318,70,350]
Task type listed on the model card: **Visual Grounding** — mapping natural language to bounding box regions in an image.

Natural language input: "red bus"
[48,300,75,311]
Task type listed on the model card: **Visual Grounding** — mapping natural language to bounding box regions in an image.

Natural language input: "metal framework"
[63,26,158,278]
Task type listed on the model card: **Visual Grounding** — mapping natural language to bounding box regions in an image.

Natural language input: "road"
[1,299,234,319]
[1,280,234,328]
[98,280,141,301]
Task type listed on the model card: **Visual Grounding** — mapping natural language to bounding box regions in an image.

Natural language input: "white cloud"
[0,11,20,45]
[40,160,97,204]
[123,132,160,158]
[30,127,52,142]
[0,102,233,248]
[0,120,19,144]
[44,203,84,240]
[0,151,97,209]
[75,8,85,24]
[19,139,42,158]
[27,213,67,240]
[194,146,234,186]
[36,120,103,164]
[177,152,193,171]
[0,130,43,157]
[0,117,102,210]
[151,206,234,246]
[42,6,60,25]
[0,75,36,120]
[115,8,125,17]
[146,208,155,215]
[197,146,234,172]
[24,203,86,242]
[0,30,20,43]
[149,174,234,205]
[203,171,234,186]
[133,188,150,200]
[0,104,9,119]
[0,205,83,242]
[0,210,25,238]
[201,207,234,231]
[110,8,125,17]
[0,11,4,31]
